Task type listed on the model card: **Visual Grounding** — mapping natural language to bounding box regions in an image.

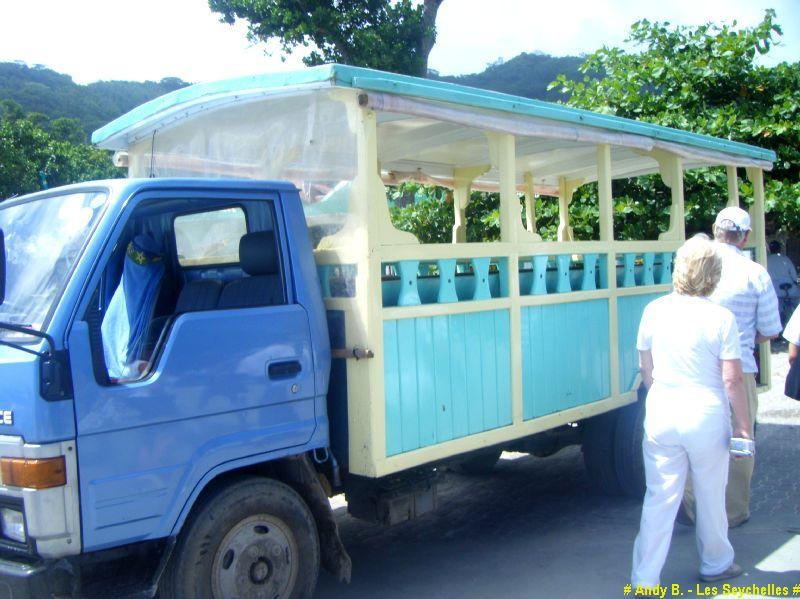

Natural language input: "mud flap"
[277,455,352,583]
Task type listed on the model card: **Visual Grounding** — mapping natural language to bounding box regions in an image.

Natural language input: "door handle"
[268,360,302,379]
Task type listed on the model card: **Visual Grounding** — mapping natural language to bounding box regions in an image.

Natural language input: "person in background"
[782,304,800,365]
[766,240,799,323]
[630,236,750,591]
[680,207,782,528]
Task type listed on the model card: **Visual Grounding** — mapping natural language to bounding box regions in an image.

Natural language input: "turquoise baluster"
[642,252,655,286]
[622,253,636,287]
[498,259,509,297]
[437,259,458,303]
[317,265,332,298]
[581,253,598,291]
[530,255,548,295]
[556,254,572,293]
[397,260,421,306]
[598,255,608,289]
[658,252,673,284]
[471,257,491,300]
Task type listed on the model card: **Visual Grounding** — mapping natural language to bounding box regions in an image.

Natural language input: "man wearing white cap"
[681,206,782,527]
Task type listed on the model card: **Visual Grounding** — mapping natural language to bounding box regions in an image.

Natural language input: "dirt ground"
[316,349,800,599]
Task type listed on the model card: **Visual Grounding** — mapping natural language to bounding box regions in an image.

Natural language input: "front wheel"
[160,477,320,599]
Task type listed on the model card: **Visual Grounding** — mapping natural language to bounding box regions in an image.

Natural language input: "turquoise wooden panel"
[658,252,673,284]
[437,259,458,303]
[471,257,491,300]
[384,310,512,456]
[397,260,421,306]
[448,314,469,438]
[621,253,637,287]
[493,310,512,426]
[432,316,453,442]
[383,321,403,456]
[521,300,611,419]
[397,319,420,451]
[581,253,598,291]
[317,265,332,298]
[415,317,436,447]
[555,255,572,293]
[531,255,549,295]
[480,312,499,431]
[641,253,655,286]
[465,311,484,433]
[617,292,665,392]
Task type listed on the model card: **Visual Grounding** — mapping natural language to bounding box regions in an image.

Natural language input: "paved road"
[316,349,800,598]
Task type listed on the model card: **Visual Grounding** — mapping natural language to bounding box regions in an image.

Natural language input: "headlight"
[0,508,25,543]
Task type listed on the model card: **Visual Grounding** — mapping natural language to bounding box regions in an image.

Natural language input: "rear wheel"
[581,411,623,495]
[161,477,320,599]
[458,448,502,475]
[613,395,646,498]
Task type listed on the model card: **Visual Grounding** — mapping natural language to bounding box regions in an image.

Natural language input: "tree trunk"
[419,0,444,77]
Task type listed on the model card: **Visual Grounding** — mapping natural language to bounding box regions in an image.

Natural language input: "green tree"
[209,0,444,76]
[551,10,800,237]
[0,106,123,199]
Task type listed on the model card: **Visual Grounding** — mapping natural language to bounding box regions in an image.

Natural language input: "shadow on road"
[317,422,799,598]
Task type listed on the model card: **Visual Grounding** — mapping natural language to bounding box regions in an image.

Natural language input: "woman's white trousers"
[630,401,734,587]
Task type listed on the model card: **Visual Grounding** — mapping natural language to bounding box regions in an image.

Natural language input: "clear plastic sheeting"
[127,90,358,248]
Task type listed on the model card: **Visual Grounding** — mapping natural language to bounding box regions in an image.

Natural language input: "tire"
[160,477,320,599]
[458,448,502,475]
[613,396,646,498]
[581,411,623,495]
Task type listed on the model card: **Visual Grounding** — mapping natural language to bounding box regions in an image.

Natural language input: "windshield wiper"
[0,322,55,357]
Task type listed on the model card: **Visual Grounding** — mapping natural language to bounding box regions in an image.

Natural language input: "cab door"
[67,191,317,551]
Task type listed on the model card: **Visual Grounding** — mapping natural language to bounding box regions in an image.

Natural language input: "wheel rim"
[211,514,299,599]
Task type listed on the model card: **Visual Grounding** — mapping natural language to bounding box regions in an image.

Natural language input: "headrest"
[239,231,279,276]
[126,233,163,267]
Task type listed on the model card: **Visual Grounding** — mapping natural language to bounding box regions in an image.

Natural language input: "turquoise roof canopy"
[93,64,775,168]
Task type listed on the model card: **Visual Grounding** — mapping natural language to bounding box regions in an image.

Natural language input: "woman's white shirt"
[783,305,800,345]
[637,293,741,414]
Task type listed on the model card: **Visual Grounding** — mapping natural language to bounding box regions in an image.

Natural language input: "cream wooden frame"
[316,93,769,478]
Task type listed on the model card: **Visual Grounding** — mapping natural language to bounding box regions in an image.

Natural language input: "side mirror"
[0,229,5,305]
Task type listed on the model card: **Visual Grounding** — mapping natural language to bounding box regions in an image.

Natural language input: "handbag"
[784,358,800,400]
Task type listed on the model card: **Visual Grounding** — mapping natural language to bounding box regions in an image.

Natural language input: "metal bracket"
[331,347,375,360]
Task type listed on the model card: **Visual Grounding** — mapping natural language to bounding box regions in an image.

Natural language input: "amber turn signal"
[0,457,66,489]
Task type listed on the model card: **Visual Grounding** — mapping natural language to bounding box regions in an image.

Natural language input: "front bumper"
[0,556,71,598]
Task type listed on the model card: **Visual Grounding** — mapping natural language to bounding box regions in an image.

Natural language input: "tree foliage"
[388,15,799,244]
[209,0,443,76]
[0,101,123,199]
[0,62,189,139]
[551,10,800,236]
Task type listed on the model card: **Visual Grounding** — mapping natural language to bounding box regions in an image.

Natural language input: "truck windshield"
[0,191,107,341]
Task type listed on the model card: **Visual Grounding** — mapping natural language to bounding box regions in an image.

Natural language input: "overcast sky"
[0,0,797,84]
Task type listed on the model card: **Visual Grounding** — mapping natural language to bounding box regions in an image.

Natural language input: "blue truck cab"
[0,178,348,597]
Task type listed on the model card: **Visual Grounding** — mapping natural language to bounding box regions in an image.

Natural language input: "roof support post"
[745,166,770,385]
[452,166,489,243]
[597,144,613,242]
[485,131,524,425]
[651,151,685,241]
[726,166,740,208]
[557,176,582,242]
[745,167,767,267]
[488,132,521,244]
[523,171,542,241]
[597,143,619,398]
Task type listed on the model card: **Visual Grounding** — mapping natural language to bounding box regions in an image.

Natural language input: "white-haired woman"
[630,236,751,591]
